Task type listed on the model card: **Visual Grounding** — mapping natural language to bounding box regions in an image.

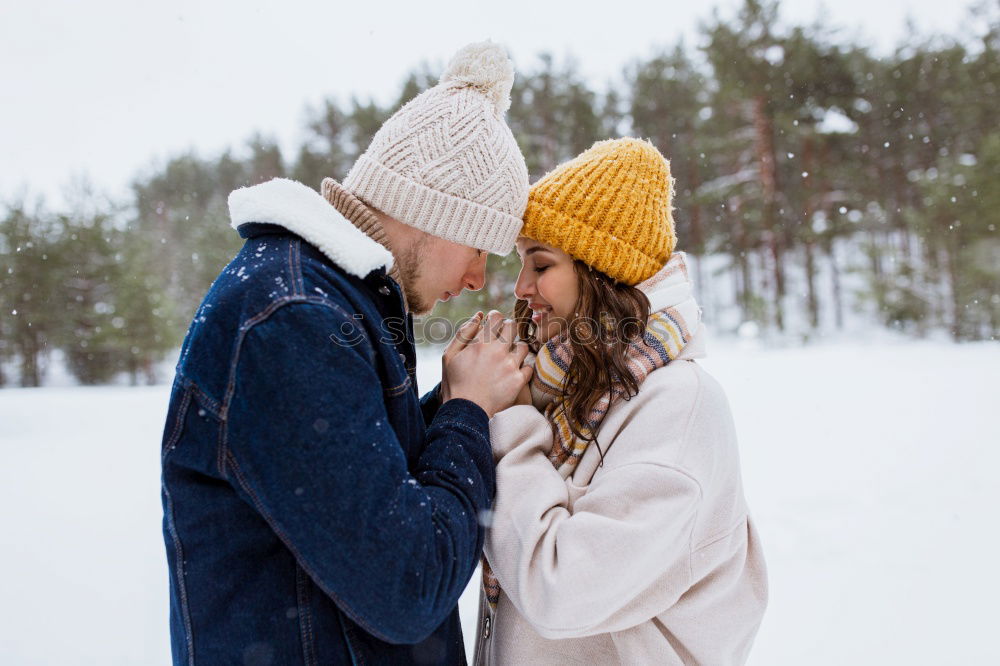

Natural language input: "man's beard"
[397,235,432,315]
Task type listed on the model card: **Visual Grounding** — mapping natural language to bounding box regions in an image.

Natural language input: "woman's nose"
[513,267,533,300]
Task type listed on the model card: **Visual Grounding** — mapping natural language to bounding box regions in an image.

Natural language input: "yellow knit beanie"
[521,137,676,285]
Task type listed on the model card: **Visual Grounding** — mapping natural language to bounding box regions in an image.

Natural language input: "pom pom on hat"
[341,39,528,256]
[440,40,515,113]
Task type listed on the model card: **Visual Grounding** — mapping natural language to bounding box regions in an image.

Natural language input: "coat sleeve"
[483,404,702,639]
[224,301,494,644]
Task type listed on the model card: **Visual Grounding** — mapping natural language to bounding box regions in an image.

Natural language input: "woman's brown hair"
[513,260,651,454]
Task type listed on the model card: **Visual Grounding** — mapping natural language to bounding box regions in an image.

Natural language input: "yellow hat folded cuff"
[523,198,672,285]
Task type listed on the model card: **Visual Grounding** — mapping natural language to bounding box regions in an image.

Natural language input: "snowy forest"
[2,0,998,388]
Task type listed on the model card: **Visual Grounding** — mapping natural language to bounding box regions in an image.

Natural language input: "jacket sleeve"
[483,405,702,639]
[224,301,495,644]
[420,382,443,425]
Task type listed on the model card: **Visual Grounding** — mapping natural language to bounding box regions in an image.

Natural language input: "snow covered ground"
[1,336,997,664]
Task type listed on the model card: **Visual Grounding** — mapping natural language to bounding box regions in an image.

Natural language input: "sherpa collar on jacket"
[228,178,394,280]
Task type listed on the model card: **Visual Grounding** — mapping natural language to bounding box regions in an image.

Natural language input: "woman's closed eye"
[533,265,550,273]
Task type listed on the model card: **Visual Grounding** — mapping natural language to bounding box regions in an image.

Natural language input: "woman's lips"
[529,304,551,323]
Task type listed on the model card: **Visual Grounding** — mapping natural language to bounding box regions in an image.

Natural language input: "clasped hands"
[440,310,534,419]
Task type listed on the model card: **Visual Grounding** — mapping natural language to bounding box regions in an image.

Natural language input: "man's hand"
[441,311,532,419]
[514,381,533,407]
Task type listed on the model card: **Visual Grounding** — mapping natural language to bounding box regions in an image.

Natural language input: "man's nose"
[463,253,487,292]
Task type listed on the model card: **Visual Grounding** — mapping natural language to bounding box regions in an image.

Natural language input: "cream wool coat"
[475,335,768,665]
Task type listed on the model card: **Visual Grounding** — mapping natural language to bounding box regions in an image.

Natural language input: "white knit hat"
[342,41,529,255]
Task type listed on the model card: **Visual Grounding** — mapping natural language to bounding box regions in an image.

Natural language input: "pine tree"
[54,190,125,385]
[0,199,61,386]
[293,99,352,186]
[628,44,713,304]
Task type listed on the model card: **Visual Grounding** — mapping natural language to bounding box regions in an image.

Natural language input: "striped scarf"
[483,252,701,608]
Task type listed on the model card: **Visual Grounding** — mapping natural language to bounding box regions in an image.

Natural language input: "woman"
[475,138,768,665]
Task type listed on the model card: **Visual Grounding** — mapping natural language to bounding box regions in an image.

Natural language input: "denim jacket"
[160,179,495,665]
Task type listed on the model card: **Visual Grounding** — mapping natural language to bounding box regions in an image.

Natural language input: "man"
[160,41,530,664]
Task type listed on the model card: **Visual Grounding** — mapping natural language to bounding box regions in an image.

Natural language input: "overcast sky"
[0,0,983,207]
